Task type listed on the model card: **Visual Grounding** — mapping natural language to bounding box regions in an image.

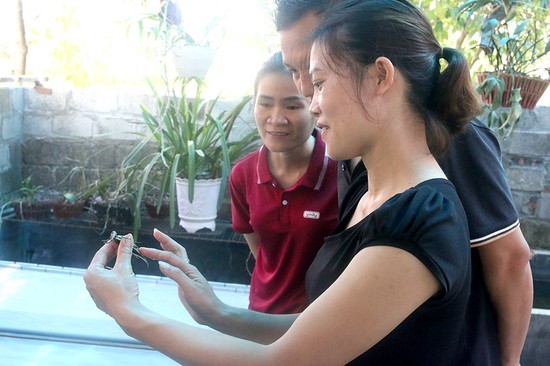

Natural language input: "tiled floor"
[0,261,249,365]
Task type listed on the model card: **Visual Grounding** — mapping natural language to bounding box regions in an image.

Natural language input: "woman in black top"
[84,0,493,364]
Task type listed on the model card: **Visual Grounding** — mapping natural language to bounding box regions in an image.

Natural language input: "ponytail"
[424,47,482,156]
[433,47,482,134]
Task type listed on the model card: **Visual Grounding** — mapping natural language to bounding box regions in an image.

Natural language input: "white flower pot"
[170,45,216,78]
[175,177,221,233]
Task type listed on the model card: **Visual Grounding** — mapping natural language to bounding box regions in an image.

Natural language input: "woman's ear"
[371,57,395,95]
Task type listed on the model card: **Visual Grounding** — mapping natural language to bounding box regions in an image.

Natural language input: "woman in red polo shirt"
[229,52,339,314]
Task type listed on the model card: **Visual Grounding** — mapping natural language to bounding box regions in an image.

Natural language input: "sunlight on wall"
[0,0,279,97]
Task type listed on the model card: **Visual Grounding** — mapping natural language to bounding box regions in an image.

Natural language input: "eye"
[258,102,272,108]
[312,80,323,91]
[286,67,298,75]
[287,105,301,110]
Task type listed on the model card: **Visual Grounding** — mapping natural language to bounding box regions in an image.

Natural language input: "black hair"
[274,0,339,31]
[253,51,291,95]
[313,0,482,156]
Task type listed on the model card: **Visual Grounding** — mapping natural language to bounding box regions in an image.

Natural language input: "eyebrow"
[257,95,306,103]
[309,67,322,78]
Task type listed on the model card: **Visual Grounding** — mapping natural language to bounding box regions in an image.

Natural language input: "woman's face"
[309,42,376,161]
[254,72,314,153]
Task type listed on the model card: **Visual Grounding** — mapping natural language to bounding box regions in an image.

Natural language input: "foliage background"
[0,0,279,97]
[0,0,549,98]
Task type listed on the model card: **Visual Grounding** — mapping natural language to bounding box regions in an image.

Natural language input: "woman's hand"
[83,234,141,320]
[139,229,228,326]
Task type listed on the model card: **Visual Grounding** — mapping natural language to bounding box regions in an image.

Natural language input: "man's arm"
[477,227,533,366]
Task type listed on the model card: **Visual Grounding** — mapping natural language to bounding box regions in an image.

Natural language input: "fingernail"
[158,261,169,270]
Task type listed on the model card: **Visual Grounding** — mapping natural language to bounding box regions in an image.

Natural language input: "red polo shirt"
[230,131,338,314]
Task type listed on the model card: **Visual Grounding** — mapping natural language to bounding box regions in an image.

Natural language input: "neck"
[362,120,444,206]
[267,135,315,188]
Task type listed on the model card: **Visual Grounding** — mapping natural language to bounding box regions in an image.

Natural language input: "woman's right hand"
[139,229,228,326]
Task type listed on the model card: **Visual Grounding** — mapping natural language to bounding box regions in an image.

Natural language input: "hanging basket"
[170,45,216,78]
[477,72,550,110]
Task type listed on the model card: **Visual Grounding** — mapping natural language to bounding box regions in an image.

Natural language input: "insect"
[106,231,149,267]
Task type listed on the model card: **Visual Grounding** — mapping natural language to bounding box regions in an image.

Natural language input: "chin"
[326,149,344,161]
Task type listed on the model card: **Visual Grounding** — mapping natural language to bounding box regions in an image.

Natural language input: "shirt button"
[282,200,288,206]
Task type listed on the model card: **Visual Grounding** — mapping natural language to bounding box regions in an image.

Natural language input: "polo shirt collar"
[255,129,330,191]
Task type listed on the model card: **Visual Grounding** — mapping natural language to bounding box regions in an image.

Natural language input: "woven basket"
[12,201,51,219]
[52,200,85,219]
[477,72,550,110]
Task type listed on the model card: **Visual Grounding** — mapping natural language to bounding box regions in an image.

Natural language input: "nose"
[268,107,288,124]
[297,73,314,100]
[309,95,320,118]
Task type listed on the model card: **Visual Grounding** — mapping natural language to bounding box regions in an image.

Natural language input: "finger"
[141,247,191,268]
[153,229,189,259]
[88,241,117,270]
[158,260,194,287]
[113,233,135,273]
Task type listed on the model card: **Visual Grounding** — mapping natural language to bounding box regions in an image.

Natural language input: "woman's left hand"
[84,234,141,319]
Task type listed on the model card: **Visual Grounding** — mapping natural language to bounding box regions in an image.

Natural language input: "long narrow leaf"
[187,141,196,202]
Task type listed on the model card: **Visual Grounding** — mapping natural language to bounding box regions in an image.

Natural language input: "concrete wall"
[0,85,548,249]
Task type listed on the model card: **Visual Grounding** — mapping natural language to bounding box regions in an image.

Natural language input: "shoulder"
[438,118,519,244]
[445,118,501,160]
[231,150,260,176]
[367,179,468,246]
[364,180,471,293]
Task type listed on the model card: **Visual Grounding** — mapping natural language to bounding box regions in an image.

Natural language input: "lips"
[267,131,289,136]
[316,122,328,131]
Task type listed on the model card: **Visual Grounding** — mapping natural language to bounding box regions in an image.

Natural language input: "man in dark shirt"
[274,1,533,365]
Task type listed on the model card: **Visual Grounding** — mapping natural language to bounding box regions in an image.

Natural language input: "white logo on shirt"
[303,211,320,219]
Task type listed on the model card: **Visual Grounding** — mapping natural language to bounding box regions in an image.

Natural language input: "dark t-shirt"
[306,178,497,365]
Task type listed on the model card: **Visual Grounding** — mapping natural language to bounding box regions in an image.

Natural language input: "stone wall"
[0,86,256,197]
[19,86,153,191]
[500,107,550,250]
[0,85,548,249]
[0,88,23,194]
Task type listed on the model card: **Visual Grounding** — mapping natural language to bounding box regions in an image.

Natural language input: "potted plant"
[6,176,52,220]
[458,0,550,136]
[52,192,86,219]
[51,165,99,220]
[142,169,171,220]
[90,171,136,231]
[138,0,218,78]
[123,77,258,233]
